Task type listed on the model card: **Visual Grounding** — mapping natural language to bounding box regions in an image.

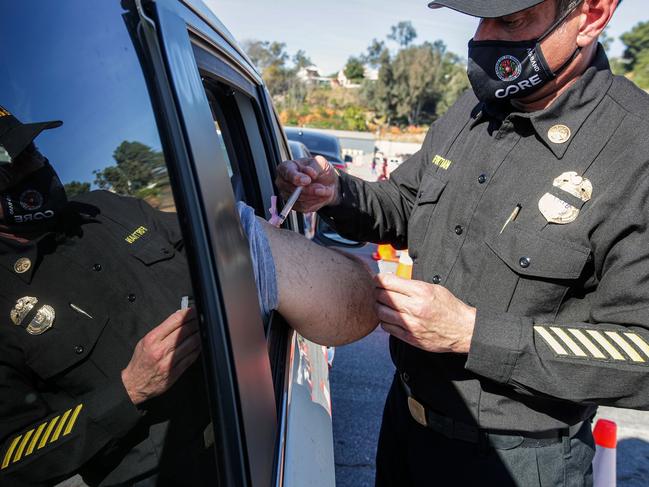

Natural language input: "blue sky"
[209,0,647,75]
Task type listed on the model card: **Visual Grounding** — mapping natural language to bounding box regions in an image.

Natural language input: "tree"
[391,43,440,125]
[388,21,417,48]
[437,60,470,116]
[64,181,91,198]
[363,39,387,67]
[293,50,313,70]
[243,40,289,70]
[364,49,396,124]
[344,56,365,81]
[600,28,614,53]
[632,49,649,89]
[94,141,165,196]
[263,64,291,97]
[242,40,310,103]
[621,21,649,71]
[364,38,469,126]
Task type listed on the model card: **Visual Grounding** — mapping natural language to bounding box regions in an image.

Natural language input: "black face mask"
[0,162,68,234]
[467,1,582,105]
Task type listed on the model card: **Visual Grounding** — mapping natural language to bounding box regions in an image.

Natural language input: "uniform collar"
[525,45,613,159]
[0,232,53,284]
[474,45,613,159]
[0,204,85,283]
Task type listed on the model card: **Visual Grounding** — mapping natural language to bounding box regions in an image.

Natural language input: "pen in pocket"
[500,204,522,234]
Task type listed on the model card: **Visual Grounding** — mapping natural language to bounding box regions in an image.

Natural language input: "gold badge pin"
[539,193,580,224]
[26,305,55,335]
[13,257,31,274]
[548,124,571,144]
[10,296,38,326]
[553,171,593,202]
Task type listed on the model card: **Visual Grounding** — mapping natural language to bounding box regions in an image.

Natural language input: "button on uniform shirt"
[0,191,213,487]
[321,46,649,432]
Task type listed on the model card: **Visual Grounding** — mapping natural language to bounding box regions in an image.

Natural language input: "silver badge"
[26,305,55,335]
[10,296,38,326]
[553,171,593,202]
[539,193,580,224]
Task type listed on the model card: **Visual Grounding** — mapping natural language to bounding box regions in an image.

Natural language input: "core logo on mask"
[495,55,522,82]
[19,190,44,211]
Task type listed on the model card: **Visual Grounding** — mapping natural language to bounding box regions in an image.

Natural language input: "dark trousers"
[375,375,595,487]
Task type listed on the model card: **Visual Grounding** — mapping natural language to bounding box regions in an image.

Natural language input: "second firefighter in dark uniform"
[0,109,211,486]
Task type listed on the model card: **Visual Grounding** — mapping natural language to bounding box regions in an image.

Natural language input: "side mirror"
[314,215,365,248]
[343,154,353,164]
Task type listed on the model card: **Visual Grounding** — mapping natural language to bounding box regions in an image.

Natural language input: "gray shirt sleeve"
[236,202,278,319]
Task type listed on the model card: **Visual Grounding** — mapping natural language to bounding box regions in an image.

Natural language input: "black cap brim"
[428,0,546,18]
[2,120,62,160]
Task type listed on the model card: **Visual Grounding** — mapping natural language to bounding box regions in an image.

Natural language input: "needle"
[275,187,303,227]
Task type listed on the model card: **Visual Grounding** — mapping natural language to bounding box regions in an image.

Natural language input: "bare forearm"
[261,218,378,345]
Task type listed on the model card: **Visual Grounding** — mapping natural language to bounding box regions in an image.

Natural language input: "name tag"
[432,155,452,170]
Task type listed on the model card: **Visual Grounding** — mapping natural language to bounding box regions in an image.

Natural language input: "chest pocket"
[408,175,447,256]
[469,220,591,318]
[24,309,109,382]
[129,231,176,265]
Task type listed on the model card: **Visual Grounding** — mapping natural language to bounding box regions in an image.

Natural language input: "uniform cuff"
[318,173,368,239]
[84,380,143,438]
[318,172,358,220]
[465,308,526,384]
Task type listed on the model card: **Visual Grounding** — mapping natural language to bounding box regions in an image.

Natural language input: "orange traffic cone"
[396,251,413,279]
[372,244,399,262]
[593,419,617,487]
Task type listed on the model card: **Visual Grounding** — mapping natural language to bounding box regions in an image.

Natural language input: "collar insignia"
[548,124,571,144]
[13,257,31,274]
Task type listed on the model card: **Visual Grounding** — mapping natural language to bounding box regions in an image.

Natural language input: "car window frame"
[139,2,280,486]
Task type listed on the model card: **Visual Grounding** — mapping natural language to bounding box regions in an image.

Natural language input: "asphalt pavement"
[330,327,393,487]
[330,159,649,487]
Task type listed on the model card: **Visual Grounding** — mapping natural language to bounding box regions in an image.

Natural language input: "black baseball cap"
[0,106,62,163]
[428,0,546,18]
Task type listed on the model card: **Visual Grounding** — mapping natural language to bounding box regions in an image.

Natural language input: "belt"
[400,374,583,449]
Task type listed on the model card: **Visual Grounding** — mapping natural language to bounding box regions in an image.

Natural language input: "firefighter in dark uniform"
[0,109,211,486]
[278,0,649,485]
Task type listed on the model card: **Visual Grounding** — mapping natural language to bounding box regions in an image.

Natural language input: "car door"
[137,1,336,486]
[0,2,251,487]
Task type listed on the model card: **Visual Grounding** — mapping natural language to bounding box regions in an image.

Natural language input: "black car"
[284,128,351,172]
[287,140,313,160]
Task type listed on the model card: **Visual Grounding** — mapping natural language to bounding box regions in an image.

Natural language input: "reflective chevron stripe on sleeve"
[534,326,649,364]
[1,404,84,470]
